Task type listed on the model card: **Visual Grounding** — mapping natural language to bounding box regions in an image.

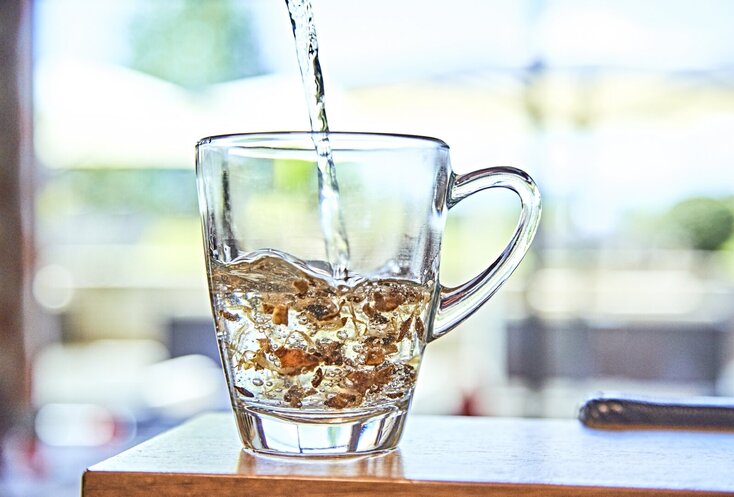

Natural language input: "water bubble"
[252,378,264,386]
[337,330,349,340]
[265,381,274,387]
[352,344,363,352]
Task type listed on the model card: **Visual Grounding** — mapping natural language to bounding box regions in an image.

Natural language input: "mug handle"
[430,166,542,341]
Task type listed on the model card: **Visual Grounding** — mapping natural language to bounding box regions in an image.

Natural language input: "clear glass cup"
[196,132,541,456]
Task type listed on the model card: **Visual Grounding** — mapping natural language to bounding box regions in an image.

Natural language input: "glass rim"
[196,131,450,150]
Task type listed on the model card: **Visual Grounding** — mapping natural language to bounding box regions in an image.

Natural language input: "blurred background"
[2,0,734,495]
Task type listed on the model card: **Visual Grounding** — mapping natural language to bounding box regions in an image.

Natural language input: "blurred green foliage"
[273,159,316,192]
[623,196,734,252]
[128,0,264,89]
[666,197,734,251]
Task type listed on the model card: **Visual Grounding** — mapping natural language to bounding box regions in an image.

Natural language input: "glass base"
[234,404,408,457]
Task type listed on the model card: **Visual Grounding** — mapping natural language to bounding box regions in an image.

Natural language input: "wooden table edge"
[82,469,734,497]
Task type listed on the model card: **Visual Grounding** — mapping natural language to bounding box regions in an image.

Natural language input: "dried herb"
[305,302,340,321]
[363,336,398,366]
[311,367,324,388]
[362,302,389,325]
[325,392,359,409]
[292,279,309,295]
[234,385,254,398]
[397,363,417,384]
[415,317,425,340]
[372,363,396,387]
[398,316,413,341]
[272,304,289,325]
[283,385,316,408]
[257,338,272,353]
[245,339,273,371]
[362,303,375,317]
[373,291,404,312]
[315,339,344,365]
[219,310,239,322]
[364,349,385,366]
[274,347,319,374]
[345,370,372,394]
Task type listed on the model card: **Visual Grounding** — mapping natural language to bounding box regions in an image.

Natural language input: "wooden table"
[83,413,734,496]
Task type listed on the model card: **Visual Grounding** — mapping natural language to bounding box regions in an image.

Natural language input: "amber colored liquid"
[209,252,433,412]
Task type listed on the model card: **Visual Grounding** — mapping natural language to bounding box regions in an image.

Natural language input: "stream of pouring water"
[285,0,351,280]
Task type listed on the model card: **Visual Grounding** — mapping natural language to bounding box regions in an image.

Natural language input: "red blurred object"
[457,389,482,416]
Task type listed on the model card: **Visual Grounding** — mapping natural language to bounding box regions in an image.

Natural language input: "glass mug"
[196,132,541,456]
